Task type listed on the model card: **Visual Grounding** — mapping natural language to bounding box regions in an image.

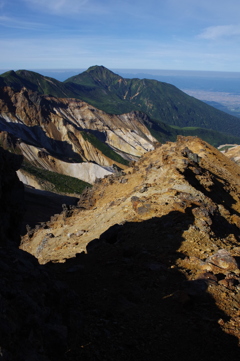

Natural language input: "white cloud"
[198,25,240,40]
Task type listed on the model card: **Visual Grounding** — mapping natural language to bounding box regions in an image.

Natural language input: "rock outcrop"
[21,136,240,262]
[20,136,240,359]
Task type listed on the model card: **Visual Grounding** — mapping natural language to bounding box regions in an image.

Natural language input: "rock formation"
[19,136,240,359]
[0,86,157,184]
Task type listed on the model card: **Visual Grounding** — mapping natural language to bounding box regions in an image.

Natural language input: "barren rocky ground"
[17,136,240,360]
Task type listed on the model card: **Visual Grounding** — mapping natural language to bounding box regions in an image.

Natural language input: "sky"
[1,0,240,72]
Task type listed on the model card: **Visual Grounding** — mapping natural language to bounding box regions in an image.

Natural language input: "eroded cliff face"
[20,136,240,356]
[223,144,240,165]
[0,87,157,183]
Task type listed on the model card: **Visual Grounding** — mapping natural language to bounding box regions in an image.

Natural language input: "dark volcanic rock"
[0,147,83,360]
[0,246,83,361]
[205,249,239,273]
[0,146,24,244]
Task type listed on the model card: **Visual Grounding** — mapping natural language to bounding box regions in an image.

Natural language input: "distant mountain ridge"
[1,66,240,139]
[64,66,240,136]
[0,69,78,98]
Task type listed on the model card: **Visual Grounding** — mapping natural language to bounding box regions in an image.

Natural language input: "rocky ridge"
[20,136,240,359]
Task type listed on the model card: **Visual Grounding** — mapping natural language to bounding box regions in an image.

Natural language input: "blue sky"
[1,0,240,71]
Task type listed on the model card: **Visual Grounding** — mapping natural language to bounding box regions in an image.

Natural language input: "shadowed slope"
[1,137,240,360]
[44,211,240,360]
[21,136,240,356]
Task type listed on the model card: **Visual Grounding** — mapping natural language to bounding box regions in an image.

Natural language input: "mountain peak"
[85,65,121,79]
[86,65,106,72]
[64,65,122,91]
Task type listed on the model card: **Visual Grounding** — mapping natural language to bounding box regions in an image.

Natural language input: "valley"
[182,89,240,118]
